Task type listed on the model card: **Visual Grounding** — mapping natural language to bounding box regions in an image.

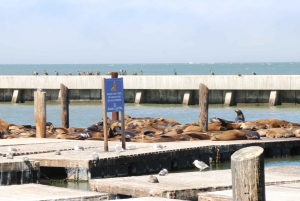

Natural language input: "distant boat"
[188,62,193,65]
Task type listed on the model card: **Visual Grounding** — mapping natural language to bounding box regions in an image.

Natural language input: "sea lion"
[240,121,267,130]
[234,109,245,123]
[217,118,241,130]
[208,122,226,131]
[210,130,247,141]
[183,125,203,133]
[0,118,9,131]
[240,130,260,139]
[265,123,295,138]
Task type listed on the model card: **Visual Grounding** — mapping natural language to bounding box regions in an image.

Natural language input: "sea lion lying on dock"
[211,130,247,141]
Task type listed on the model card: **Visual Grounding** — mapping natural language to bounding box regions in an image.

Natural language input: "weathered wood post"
[60,84,69,128]
[231,146,265,201]
[199,83,209,132]
[34,90,46,138]
[111,72,119,120]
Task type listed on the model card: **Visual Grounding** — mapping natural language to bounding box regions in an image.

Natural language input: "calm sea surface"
[1,63,300,193]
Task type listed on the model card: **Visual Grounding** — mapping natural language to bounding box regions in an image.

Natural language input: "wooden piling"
[60,84,69,128]
[102,78,108,152]
[111,72,119,120]
[231,146,265,201]
[34,91,46,138]
[199,83,209,132]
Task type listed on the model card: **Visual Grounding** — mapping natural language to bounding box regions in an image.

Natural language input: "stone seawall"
[1,88,300,105]
[1,75,300,105]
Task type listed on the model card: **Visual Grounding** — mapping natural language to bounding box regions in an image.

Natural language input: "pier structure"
[0,137,300,182]
[1,75,300,105]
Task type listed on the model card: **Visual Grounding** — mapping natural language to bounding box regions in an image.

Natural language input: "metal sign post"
[102,77,125,151]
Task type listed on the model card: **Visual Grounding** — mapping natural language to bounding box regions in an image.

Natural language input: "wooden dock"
[89,166,300,200]
[0,183,108,201]
[198,182,300,201]
[0,137,299,181]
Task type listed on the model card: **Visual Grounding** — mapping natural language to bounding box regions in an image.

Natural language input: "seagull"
[153,144,165,150]
[192,160,209,172]
[115,144,124,156]
[238,73,242,77]
[55,150,61,155]
[252,71,256,75]
[127,144,136,150]
[92,152,99,160]
[33,70,38,75]
[140,70,143,75]
[22,156,29,162]
[44,70,48,75]
[174,69,177,75]
[74,145,84,151]
[158,169,168,176]
[6,152,13,159]
[7,147,19,153]
[55,71,59,75]
[96,71,101,75]
[210,70,215,75]
[68,72,72,75]
[149,175,159,183]
[37,88,43,92]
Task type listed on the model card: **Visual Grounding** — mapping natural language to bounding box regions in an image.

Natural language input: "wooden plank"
[89,166,300,200]
[0,184,108,201]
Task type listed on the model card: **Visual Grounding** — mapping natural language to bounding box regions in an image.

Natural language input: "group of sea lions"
[1,109,300,142]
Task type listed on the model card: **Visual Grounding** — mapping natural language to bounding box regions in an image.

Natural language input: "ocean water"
[1,102,300,128]
[0,62,300,76]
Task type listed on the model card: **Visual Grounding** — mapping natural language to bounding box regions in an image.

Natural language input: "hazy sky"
[1,0,300,64]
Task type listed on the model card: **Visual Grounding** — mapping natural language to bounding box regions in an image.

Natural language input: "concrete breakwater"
[1,75,300,105]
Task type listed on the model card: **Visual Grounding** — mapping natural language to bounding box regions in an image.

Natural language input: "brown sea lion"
[183,132,211,140]
[240,121,268,130]
[265,123,295,138]
[183,125,203,133]
[234,109,245,122]
[0,118,9,131]
[208,122,226,131]
[211,130,247,141]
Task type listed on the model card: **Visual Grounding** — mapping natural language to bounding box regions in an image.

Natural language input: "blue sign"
[104,78,124,112]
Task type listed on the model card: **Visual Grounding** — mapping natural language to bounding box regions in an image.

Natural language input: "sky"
[1,0,300,64]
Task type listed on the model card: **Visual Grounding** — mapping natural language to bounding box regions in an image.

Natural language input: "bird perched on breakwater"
[158,169,168,176]
[174,69,177,75]
[74,145,84,151]
[44,70,48,75]
[33,70,38,75]
[140,70,143,75]
[252,71,256,75]
[210,70,215,75]
[68,72,72,75]
[238,73,242,77]
[149,175,159,183]
[192,160,209,172]
[55,71,59,75]
[55,150,61,155]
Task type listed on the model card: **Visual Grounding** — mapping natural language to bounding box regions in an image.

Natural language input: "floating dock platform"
[89,166,300,200]
[0,183,108,201]
[0,138,299,182]
[198,182,300,201]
